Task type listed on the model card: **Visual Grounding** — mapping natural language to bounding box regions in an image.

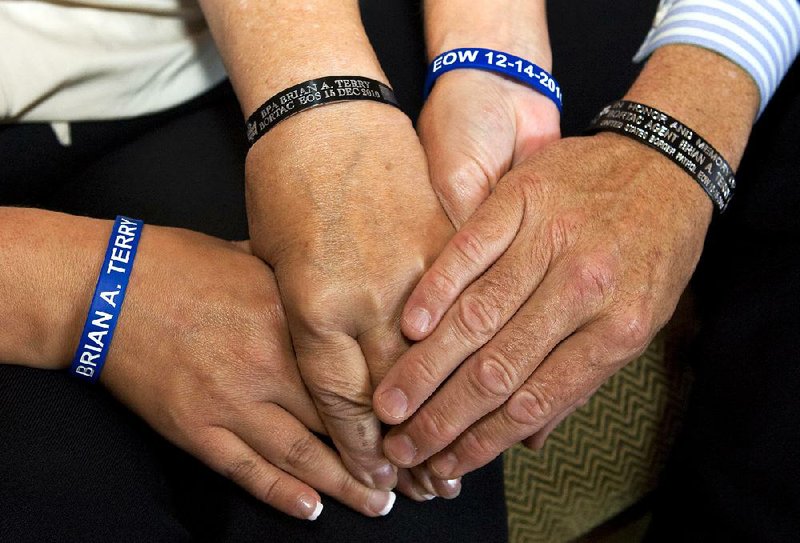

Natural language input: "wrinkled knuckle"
[458,430,497,466]
[547,214,581,254]
[418,409,459,444]
[408,350,444,390]
[224,456,259,485]
[283,434,322,471]
[507,385,553,428]
[452,228,487,268]
[568,253,616,311]
[456,293,502,345]
[307,377,372,421]
[610,312,653,357]
[427,267,460,302]
[472,351,519,399]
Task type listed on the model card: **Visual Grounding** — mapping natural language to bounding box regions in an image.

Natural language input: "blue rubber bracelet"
[69,216,144,384]
[424,48,563,112]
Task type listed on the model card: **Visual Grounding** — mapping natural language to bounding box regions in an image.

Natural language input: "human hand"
[245,103,454,493]
[98,226,396,519]
[419,69,560,228]
[374,132,713,478]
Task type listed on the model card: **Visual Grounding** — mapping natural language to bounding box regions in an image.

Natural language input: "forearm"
[625,44,759,171]
[197,0,387,115]
[0,208,105,369]
[424,0,551,68]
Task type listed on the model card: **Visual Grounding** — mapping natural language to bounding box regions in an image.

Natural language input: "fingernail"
[406,307,431,334]
[422,493,436,501]
[379,388,409,421]
[385,434,417,466]
[367,490,397,516]
[439,478,462,499]
[299,494,323,521]
[430,452,458,478]
[371,462,398,490]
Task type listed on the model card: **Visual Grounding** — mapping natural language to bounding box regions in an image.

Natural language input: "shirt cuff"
[633,0,800,117]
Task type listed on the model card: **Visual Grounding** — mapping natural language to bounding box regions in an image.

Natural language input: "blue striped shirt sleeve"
[633,0,800,116]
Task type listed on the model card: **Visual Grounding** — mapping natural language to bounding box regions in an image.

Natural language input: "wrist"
[200,0,387,116]
[0,209,110,370]
[424,0,551,69]
[623,44,758,170]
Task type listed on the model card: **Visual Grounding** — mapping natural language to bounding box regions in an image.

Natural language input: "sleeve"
[633,0,800,116]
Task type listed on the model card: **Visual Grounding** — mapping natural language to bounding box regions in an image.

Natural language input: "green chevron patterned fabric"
[503,335,692,542]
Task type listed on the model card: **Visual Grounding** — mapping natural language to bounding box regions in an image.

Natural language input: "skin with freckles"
[374,45,759,479]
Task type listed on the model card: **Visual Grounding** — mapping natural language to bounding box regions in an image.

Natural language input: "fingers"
[358,321,410,390]
[295,332,397,491]
[400,182,526,341]
[236,402,396,517]
[424,326,618,479]
[382,253,599,467]
[196,426,325,521]
[375,218,549,425]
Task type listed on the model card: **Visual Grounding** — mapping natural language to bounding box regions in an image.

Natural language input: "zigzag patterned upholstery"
[503,335,692,542]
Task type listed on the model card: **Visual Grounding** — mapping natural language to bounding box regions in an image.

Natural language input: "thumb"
[418,73,518,229]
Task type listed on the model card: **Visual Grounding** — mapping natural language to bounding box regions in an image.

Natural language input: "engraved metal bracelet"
[245,76,402,150]
[587,100,735,212]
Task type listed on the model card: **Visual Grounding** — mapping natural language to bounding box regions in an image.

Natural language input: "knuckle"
[456,293,502,345]
[259,475,282,505]
[417,408,459,445]
[546,213,582,255]
[307,376,372,421]
[427,267,461,302]
[567,253,617,311]
[224,455,259,485]
[283,433,322,472]
[451,228,487,268]
[471,350,520,399]
[507,384,553,428]
[457,429,498,466]
[407,349,445,391]
[608,311,653,357]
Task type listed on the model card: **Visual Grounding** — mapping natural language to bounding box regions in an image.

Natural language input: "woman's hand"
[93,226,396,519]
[0,214,394,521]
[419,69,560,228]
[245,103,453,493]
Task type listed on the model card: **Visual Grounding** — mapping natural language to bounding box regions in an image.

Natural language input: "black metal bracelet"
[587,100,735,212]
[245,76,402,149]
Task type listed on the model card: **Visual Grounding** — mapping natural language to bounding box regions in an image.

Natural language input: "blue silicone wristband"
[424,48,563,112]
[69,216,144,384]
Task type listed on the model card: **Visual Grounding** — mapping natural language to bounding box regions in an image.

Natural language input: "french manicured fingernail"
[299,494,323,521]
[371,462,398,490]
[379,388,408,421]
[368,490,397,516]
[405,307,431,334]
[422,493,436,501]
[385,434,417,466]
[430,452,458,478]
[439,478,462,499]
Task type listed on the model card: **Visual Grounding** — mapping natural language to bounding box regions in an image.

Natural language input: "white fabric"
[0,0,227,122]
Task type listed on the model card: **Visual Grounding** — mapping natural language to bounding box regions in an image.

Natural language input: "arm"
[418,0,560,227]
[374,43,759,476]
[195,0,453,493]
[0,207,394,518]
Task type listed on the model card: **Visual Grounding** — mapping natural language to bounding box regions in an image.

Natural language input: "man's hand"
[373,45,759,479]
[246,102,453,492]
[100,226,397,519]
